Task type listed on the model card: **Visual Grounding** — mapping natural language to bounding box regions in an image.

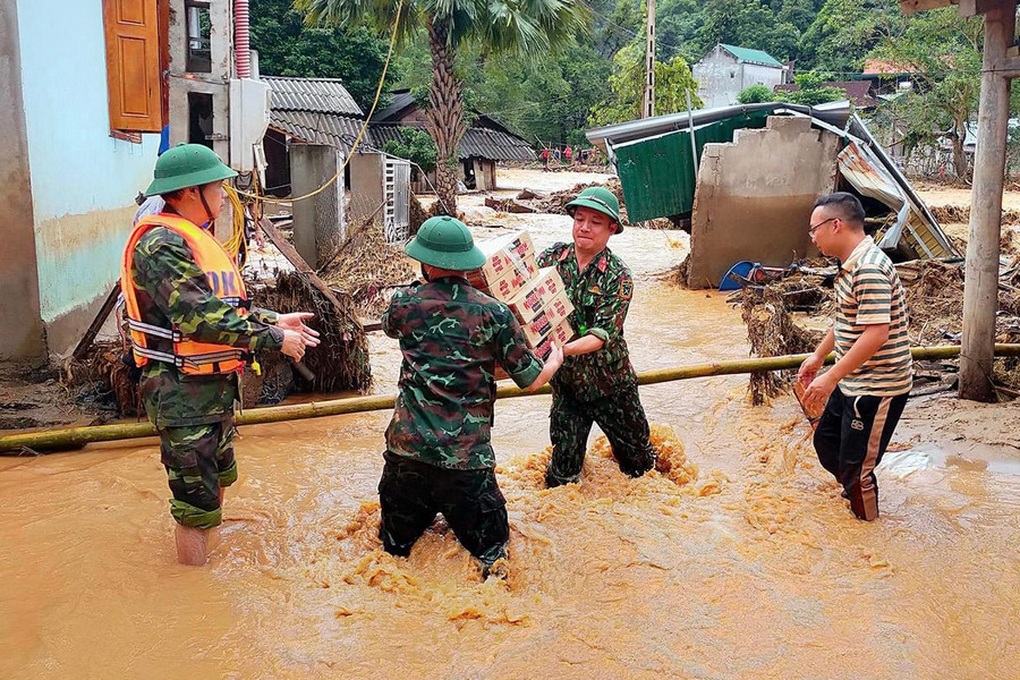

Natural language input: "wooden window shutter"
[103,0,162,132]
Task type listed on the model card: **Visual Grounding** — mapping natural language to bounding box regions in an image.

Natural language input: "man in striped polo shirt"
[798,192,912,521]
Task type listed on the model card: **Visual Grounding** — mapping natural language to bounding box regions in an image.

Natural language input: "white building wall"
[694,46,786,108]
[15,0,161,354]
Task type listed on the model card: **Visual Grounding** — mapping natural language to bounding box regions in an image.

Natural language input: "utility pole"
[641,0,655,118]
[960,1,1015,401]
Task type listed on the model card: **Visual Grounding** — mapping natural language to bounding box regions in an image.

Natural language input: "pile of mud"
[929,204,1020,226]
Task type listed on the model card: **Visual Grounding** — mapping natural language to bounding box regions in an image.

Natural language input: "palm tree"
[298,0,589,214]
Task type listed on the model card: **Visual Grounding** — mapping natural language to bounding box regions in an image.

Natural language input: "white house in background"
[693,43,790,109]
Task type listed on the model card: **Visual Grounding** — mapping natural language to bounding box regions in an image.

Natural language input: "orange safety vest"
[120,214,248,376]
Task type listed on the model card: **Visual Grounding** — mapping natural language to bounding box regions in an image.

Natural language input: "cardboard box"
[506,267,569,324]
[533,319,575,359]
[518,294,574,346]
[494,319,575,380]
[480,265,535,302]
[476,230,538,284]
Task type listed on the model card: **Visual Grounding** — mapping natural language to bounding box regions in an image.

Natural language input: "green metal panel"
[615,111,771,222]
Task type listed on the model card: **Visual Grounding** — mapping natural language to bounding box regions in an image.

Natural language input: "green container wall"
[615,112,771,222]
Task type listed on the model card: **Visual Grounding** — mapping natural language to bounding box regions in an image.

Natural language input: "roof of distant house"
[718,44,784,68]
[774,80,876,108]
[862,59,914,76]
[371,89,418,122]
[370,123,536,162]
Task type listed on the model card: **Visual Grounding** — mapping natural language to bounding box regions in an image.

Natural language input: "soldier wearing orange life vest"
[121,144,319,566]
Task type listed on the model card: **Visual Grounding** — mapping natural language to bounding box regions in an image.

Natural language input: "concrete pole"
[960,4,1015,402]
[641,0,655,118]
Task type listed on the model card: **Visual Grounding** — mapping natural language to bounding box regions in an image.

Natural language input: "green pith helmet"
[405,216,486,271]
[565,186,623,232]
[144,143,238,197]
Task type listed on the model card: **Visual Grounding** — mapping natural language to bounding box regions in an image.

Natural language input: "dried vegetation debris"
[318,217,417,318]
[738,235,1020,402]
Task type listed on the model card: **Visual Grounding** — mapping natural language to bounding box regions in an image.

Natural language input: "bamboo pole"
[4,344,1020,455]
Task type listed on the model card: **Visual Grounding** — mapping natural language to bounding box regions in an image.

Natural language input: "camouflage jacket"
[382,276,543,470]
[130,224,284,427]
[537,242,637,401]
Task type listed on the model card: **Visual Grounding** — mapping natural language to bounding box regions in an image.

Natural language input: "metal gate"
[383,158,411,243]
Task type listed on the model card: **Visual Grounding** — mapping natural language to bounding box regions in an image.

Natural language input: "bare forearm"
[813,328,835,359]
[565,334,604,357]
[825,324,889,383]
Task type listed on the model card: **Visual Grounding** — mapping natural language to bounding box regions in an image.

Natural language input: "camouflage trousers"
[158,418,238,529]
[546,379,656,487]
[378,451,509,567]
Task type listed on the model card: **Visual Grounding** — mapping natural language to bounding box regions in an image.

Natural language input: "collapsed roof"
[587,101,959,261]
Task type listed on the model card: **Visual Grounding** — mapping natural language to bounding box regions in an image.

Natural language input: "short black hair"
[813,192,865,227]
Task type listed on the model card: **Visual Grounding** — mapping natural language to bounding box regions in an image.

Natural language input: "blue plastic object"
[718,260,756,291]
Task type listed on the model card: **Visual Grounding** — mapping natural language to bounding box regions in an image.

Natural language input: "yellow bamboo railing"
[2,344,1018,455]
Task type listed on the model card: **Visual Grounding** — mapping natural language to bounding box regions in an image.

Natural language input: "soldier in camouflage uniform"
[379,216,563,579]
[536,186,657,487]
[123,144,318,566]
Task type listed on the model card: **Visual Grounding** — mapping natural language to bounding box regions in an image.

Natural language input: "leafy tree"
[696,0,799,61]
[589,41,702,127]
[869,7,982,178]
[382,127,438,175]
[737,84,774,104]
[775,70,845,105]
[798,0,901,73]
[249,0,395,111]
[299,0,590,214]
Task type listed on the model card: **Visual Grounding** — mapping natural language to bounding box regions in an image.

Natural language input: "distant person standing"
[379,216,563,579]
[798,192,912,521]
[564,145,573,165]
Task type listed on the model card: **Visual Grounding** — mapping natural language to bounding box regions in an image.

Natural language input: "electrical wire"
[234,0,405,206]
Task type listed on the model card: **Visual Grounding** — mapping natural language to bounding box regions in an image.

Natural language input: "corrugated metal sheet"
[370,124,536,162]
[262,76,363,117]
[613,111,771,221]
[587,101,852,150]
[720,44,783,68]
[838,142,955,260]
[269,110,375,156]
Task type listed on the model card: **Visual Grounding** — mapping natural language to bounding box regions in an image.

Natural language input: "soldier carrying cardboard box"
[537,186,658,488]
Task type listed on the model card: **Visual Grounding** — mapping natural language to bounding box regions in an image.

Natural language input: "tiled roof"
[369,124,536,162]
[774,80,876,108]
[262,76,363,117]
[371,89,417,122]
[269,110,377,156]
[719,44,783,68]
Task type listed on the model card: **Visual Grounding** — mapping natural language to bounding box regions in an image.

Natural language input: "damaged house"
[587,101,959,288]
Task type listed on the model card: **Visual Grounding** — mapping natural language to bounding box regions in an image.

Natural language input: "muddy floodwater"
[2,216,1019,679]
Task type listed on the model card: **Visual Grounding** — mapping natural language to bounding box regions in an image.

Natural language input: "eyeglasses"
[808,217,837,236]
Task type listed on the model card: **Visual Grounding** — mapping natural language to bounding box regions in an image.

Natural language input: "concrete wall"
[687,116,840,289]
[168,0,232,160]
[693,47,785,108]
[0,0,45,360]
[16,0,161,356]
[291,144,345,269]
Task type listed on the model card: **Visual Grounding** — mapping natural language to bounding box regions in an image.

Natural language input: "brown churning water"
[1,226,1018,679]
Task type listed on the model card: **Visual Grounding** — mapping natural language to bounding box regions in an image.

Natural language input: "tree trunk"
[952,121,969,181]
[425,21,465,216]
